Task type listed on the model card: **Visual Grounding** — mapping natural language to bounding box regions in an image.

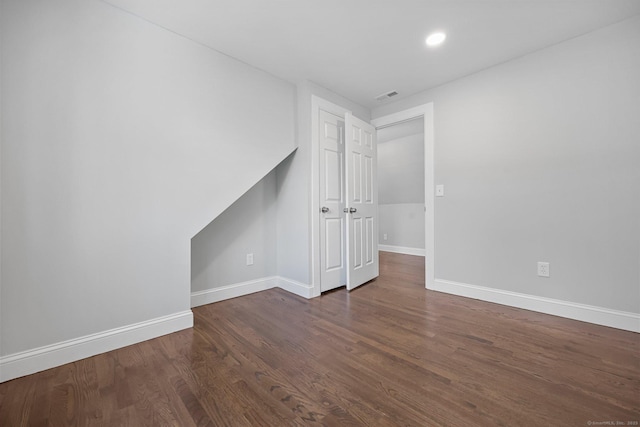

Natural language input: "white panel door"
[345,113,378,290]
[319,110,346,292]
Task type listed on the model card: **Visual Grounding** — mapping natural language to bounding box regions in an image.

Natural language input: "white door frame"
[310,95,351,298]
[371,103,435,290]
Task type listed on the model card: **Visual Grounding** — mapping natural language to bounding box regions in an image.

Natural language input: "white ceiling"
[102,0,640,109]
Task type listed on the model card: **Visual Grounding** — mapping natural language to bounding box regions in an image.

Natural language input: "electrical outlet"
[537,262,549,278]
[246,253,254,266]
[383,233,388,241]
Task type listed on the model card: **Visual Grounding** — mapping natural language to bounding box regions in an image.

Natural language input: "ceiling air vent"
[375,90,398,102]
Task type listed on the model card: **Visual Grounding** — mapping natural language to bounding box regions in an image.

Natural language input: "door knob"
[321,206,330,213]
[349,207,357,213]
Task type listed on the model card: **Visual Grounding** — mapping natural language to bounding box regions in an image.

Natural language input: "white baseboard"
[0,310,193,383]
[379,244,425,257]
[432,279,640,333]
[191,276,314,308]
[6,276,635,384]
[276,276,314,299]
[191,277,278,308]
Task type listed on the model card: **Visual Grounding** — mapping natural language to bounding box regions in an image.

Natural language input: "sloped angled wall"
[0,0,295,370]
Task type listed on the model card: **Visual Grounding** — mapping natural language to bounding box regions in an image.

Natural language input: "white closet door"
[319,110,346,292]
[345,113,378,290]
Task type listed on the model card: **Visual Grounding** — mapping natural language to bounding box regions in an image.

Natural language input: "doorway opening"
[377,117,425,257]
[311,98,434,295]
[371,104,435,290]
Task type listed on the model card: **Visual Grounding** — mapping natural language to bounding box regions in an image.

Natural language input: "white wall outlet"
[383,233,388,241]
[436,185,445,197]
[246,253,254,266]
[537,262,549,277]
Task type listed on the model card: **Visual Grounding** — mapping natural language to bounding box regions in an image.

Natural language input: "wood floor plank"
[1,252,638,426]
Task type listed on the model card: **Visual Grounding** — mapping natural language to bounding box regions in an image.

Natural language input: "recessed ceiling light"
[426,32,446,47]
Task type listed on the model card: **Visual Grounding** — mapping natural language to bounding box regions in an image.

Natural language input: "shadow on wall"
[191,170,278,292]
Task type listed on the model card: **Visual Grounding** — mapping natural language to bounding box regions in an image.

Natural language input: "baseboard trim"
[0,310,193,383]
[379,245,425,257]
[191,277,278,308]
[191,276,314,308]
[432,279,640,333]
[276,276,314,299]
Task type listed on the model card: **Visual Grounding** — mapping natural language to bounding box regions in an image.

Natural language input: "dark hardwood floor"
[1,252,638,426]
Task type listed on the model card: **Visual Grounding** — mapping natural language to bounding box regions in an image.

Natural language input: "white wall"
[373,17,640,314]
[1,0,295,363]
[378,132,425,205]
[191,171,277,292]
[379,204,425,249]
[276,81,370,286]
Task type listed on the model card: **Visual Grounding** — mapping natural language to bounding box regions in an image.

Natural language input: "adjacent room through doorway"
[377,117,426,257]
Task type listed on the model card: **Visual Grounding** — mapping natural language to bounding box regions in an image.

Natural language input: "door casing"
[371,104,435,290]
[311,96,435,295]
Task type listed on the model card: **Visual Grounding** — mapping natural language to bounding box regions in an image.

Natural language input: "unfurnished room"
[0,0,639,425]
